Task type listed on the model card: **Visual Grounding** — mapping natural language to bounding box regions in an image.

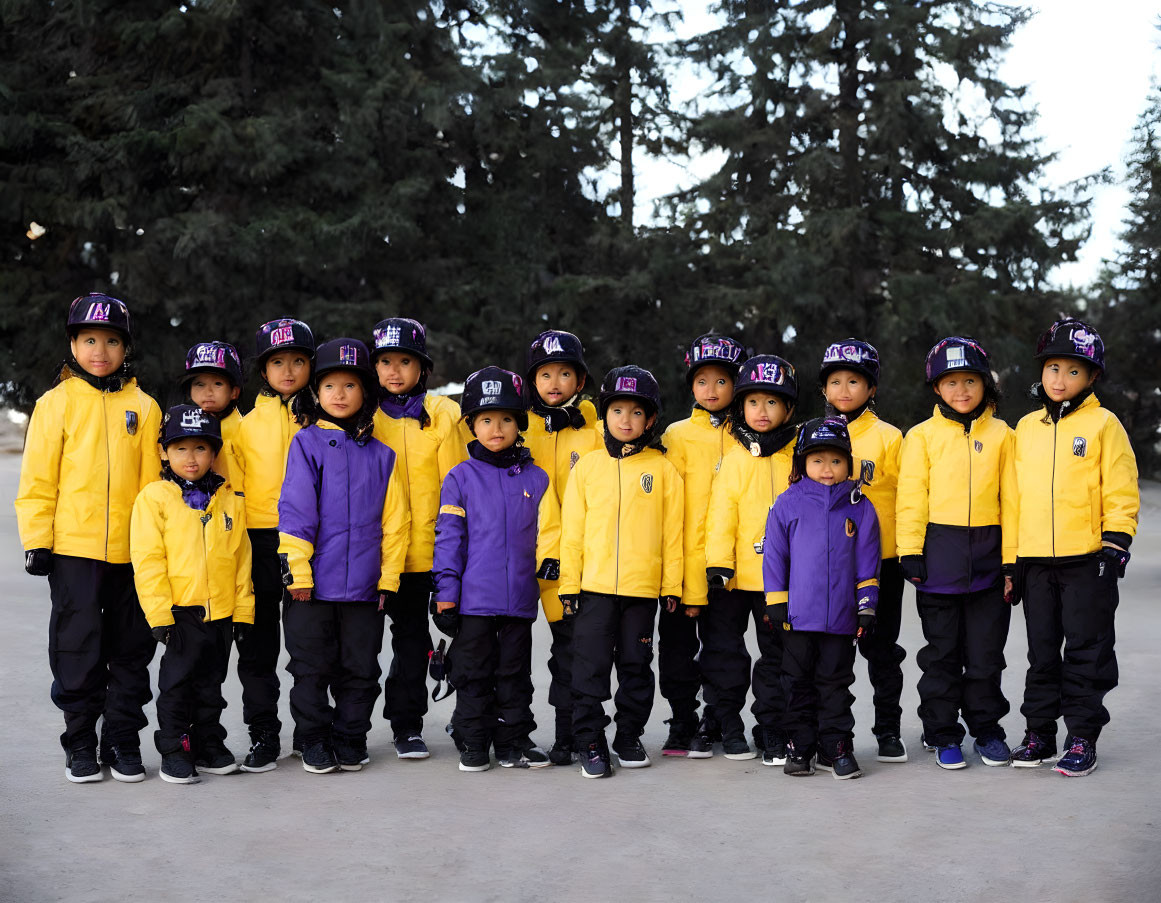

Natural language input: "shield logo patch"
[1073,437,1087,457]
[640,474,653,494]
[845,517,856,538]
[974,440,983,453]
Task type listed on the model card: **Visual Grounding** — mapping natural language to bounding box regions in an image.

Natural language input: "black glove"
[429,599,460,638]
[536,558,560,581]
[279,552,293,587]
[1100,545,1130,579]
[151,625,173,645]
[24,548,53,577]
[378,589,396,615]
[660,595,680,614]
[233,622,252,646]
[765,602,789,630]
[559,594,581,620]
[706,567,734,590]
[899,555,926,585]
[857,610,876,639]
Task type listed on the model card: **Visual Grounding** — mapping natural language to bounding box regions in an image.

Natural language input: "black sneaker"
[783,742,815,776]
[195,739,240,775]
[819,740,862,780]
[102,744,145,783]
[334,734,370,772]
[393,734,430,760]
[160,752,200,784]
[499,744,551,769]
[459,743,491,772]
[549,737,576,766]
[1011,730,1058,768]
[1053,736,1097,777]
[301,738,339,774]
[241,731,280,773]
[65,745,103,784]
[688,714,719,759]
[875,732,908,763]
[722,734,757,761]
[580,741,612,779]
[661,719,696,757]
[757,726,788,767]
[611,732,651,768]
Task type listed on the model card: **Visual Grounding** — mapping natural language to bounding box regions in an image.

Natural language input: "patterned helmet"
[1035,318,1104,373]
[371,317,433,369]
[462,366,529,431]
[160,403,222,452]
[733,354,798,403]
[66,293,132,341]
[685,333,746,385]
[819,338,880,386]
[526,329,587,380]
[255,318,315,364]
[924,336,992,385]
[182,341,244,388]
[598,365,662,418]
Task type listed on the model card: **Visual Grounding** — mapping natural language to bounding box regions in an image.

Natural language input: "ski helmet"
[182,341,243,388]
[526,330,588,381]
[733,354,798,404]
[313,338,376,389]
[598,365,662,418]
[685,333,745,385]
[819,338,881,386]
[66,293,132,342]
[924,336,993,385]
[1035,318,1105,373]
[793,416,854,476]
[371,317,433,369]
[160,404,222,452]
[255,318,315,365]
[462,366,529,431]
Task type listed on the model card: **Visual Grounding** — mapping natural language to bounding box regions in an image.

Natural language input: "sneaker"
[241,732,280,773]
[459,743,491,772]
[611,733,651,768]
[757,726,788,767]
[548,737,576,766]
[973,736,1012,767]
[195,740,240,775]
[498,744,551,769]
[334,734,370,772]
[1053,737,1097,777]
[65,746,103,784]
[1011,731,1059,768]
[579,741,612,779]
[160,752,200,784]
[687,714,719,759]
[661,719,696,757]
[301,738,339,774]
[393,734,430,760]
[783,742,815,776]
[935,743,967,770]
[722,735,757,761]
[875,733,908,763]
[818,740,862,779]
[102,744,145,783]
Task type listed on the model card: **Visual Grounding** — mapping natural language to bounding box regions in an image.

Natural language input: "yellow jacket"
[15,373,162,564]
[661,407,731,606]
[1014,394,1139,558]
[372,393,467,573]
[706,438,794,592]
[130,479,255,628]
[896,406,1018,563]
[232,393,301,530]
[847,408,903,558]
[523,399,603,620]
[559,448,684,599]
[211,407,243,488]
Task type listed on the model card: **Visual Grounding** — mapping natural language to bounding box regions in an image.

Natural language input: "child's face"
[691,364,735,413]
[605,399,655,443]
[473,411,520,452]
[376,352,422,395]
[263,353,311,398]
[164,439,215,482]
[823,369,875,413]
[70,328,126,378]
[935,372,985,414]
[189,374,240,414]
[534,363,582,406]
[805,449,850,485]
[317,370,365,420]
[1041,357,1096,403]
[743,391,791,432]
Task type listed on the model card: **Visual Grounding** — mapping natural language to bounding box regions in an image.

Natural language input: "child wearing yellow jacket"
[704,355,797,764]
[371,317,467,759]
[896,338,1017,770]
[560,366,684,778]
[819,338,907,763]
[657,333,745,758]
[179,341,245,486]
[1010,319,1139,777]
[231,317,315,771]
[16,294,162,784]
[521,329,602,765]
[131,405,255,784]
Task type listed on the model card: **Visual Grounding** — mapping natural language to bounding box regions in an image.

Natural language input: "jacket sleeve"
[1099,414,1140,540]
[998,424,1019,565]
[660,463,685,598]
[431,471,468,606]
[762,500,790,605]
[535,476,562,568]
[138,395,164,492]
[129,489,175,628]
[558,456,588,597]
[379,461,412,594]
[232,497,256,625]
[704,456,740,575]
[435,402,469,482]
[855,500,882,612]
[894,426,930,558]
[277,434,319,591]
[14,391,65,551]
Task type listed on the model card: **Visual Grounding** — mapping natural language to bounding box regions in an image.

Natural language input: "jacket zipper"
[965,422,974,592]
[1050,420,1057,557]
[103,392,111,561]
[201,498,212,622]
[614,459,622,595]
[500,465,510,613]
[824,487,832,631]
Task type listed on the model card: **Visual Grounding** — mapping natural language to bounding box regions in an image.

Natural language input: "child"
[279,339,410,774]
[819,339,907,762]
[1011,319,1139,776]
[130,405,255,783]
[559,366,684,778]
[232,317,316,771]
[16,293,162,783]
[704,354,798,763]
[521,330,602,765]
[432,366,562,772]
[371,317,468,759]
[896,337,1017,770]
[179,341,245,484]
[658,333,744,758]
[763,417,880,779]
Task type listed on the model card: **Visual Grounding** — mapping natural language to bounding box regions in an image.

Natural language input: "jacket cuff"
[765,590,789,606]
[378,571,402,594]
[857,581,878,612]
[435,574,461,606]
[1102,531,1133,550]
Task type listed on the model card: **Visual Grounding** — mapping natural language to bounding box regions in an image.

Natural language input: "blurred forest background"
[1,1,1158,473]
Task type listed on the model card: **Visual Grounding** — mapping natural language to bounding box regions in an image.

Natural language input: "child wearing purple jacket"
[763,417,881,779]
[432,367,561,772]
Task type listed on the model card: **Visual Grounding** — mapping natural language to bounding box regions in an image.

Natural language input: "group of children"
[15,293,1139,785]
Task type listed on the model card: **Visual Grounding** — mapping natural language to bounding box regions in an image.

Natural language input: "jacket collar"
[690,404,729,429]
[933,401,993,434]
[796,476,858,509]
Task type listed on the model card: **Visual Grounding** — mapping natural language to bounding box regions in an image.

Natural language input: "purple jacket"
[433,452,560,618]
[763,478,881,635]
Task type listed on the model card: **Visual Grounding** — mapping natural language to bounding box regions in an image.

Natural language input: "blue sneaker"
[935,743,967,770]
[1053,737,1097,777]
[973,737,1011,767]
